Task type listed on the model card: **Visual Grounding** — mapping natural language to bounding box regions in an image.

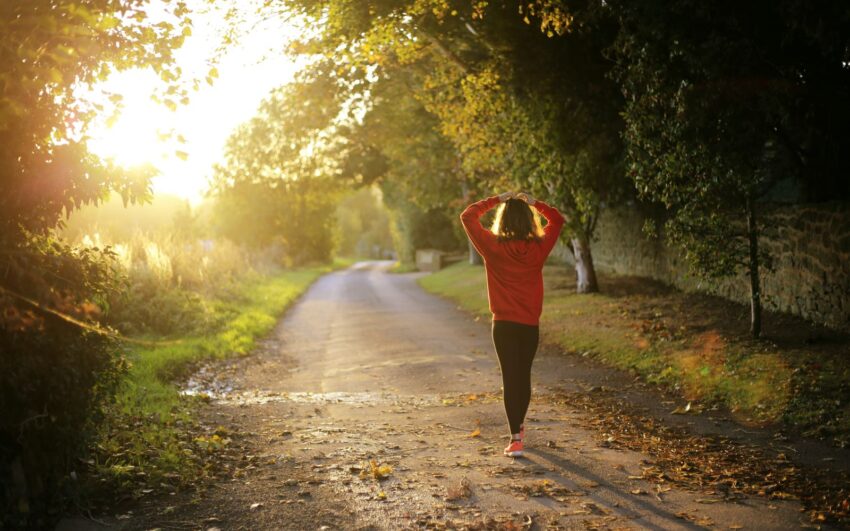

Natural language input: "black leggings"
[491,320,539,435]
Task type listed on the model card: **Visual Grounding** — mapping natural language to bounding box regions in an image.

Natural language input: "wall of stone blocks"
[553,202,850,331]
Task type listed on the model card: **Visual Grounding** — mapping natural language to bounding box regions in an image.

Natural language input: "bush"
[0,235,127,527]
[0,222,291,525]
[0,325,125,528]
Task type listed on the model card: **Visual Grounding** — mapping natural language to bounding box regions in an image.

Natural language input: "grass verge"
[388,260,419,274]
[419,262,850,446]
[87,260,348,502]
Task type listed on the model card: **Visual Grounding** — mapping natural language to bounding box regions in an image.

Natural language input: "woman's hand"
[498,191,515,202]
[516,192,536,205]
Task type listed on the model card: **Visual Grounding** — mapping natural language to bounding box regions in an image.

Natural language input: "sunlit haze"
[85,1,304,203]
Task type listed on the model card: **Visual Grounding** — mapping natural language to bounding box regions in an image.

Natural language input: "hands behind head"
[498,191,536,205]
[516,192,536,205]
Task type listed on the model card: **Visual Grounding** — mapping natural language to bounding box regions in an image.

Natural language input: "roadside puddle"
[182,383,441,408]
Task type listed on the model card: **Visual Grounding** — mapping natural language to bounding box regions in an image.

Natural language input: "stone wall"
[555,202,850,331]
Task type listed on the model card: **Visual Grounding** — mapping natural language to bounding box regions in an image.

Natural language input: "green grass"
[118,268,325,418]
[91,262,344,495]
[419,262,850,445]
[388,260,420,274]
[418,261,490,314]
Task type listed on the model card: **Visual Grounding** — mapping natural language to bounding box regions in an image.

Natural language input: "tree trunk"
[468,241,483,265]
[571,235,599,293]
[459,178,482,265]
[746,197,762,338]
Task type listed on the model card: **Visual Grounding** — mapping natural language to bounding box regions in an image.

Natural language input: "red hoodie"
[460,196,565,326]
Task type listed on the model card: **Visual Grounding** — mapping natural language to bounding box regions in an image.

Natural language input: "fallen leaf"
[468,428,481,438]
[446,477,473,500]
[671,402,692,415]
[369,459,392,480]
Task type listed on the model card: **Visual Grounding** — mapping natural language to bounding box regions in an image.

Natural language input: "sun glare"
[87,70,174,168]
[84,0,304,203]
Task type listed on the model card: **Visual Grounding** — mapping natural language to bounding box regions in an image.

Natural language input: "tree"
[335,186,395,259]
[280,0,629,292]
[342,69,471,264]
[209,70,344,264]
[414,1,627,291]
[226,49,470,266]
[0,0,190,236]
[0,1,190,523]
[1,0,192,323]
[611,0,850,337]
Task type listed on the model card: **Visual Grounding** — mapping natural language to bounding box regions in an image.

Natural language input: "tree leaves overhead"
[257,0,630,284]
[0,0,192,236]
[1,0,193,325]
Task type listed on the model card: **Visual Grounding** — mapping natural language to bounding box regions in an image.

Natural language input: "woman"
[460,191,565,457]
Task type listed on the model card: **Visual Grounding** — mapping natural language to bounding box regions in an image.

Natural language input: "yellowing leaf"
[468,428,481,438]
[369,459,392,480]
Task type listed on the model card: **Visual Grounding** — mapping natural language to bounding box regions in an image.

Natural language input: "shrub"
[0,236,126,528]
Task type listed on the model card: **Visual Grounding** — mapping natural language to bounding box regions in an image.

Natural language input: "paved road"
[88,261,809,530]
[236,260,501,397]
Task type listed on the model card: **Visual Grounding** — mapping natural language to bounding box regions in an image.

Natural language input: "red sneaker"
[504,439,524,457]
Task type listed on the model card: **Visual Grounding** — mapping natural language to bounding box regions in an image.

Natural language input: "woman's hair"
[490,198,544,241]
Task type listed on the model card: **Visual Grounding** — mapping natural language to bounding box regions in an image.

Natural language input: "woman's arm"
[460,194,509,259]
[532,199,566,257]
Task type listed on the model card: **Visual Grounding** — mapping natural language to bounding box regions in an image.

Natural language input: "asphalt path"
[64,260,813,530]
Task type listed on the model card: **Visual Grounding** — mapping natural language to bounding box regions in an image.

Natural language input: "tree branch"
[416,27,472,75]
